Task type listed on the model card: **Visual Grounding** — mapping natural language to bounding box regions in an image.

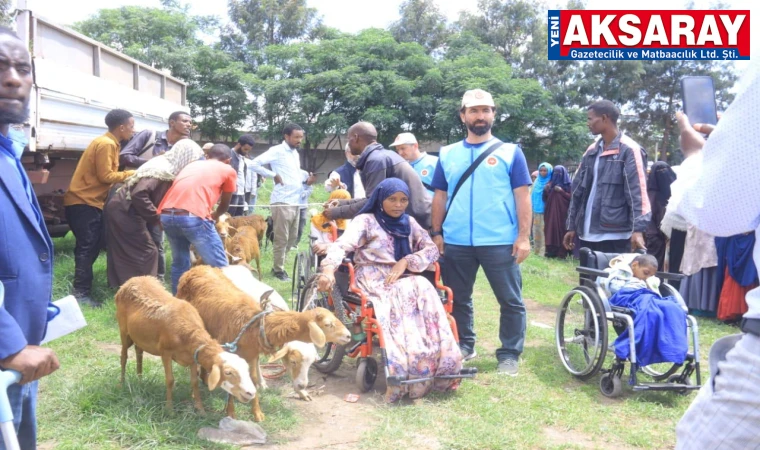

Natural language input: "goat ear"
[308,321,326,347]
[269,345,289,363]
[208,364,222,391]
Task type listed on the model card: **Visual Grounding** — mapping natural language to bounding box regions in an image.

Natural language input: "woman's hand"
[554,185,563,192]
[385,258,409,285]
[317,269,335,292]
[312,243,328,256]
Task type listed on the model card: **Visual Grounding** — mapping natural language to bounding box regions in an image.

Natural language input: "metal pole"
[0,370,22,450]
[654,142,659,162]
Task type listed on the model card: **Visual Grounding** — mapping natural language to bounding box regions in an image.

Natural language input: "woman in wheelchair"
[317,179,463,401]
[310,189,351,256]
[602,254,689,367]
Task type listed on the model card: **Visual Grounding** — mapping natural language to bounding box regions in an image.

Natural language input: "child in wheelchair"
[309,189,351,256]
[599,254,689,367]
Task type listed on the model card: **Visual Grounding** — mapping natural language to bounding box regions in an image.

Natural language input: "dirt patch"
[263,360,382,449]
[542,426,598,449]
[524,298,558,329]
[37,441,58,450]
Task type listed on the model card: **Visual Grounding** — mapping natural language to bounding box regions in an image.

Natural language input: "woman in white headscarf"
[105,140,204,287]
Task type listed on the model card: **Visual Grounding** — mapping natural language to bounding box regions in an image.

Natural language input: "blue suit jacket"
[0,148,54,360]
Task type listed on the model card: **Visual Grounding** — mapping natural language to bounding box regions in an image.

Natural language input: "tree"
[0,0,12,26]
[390,0,450,54]
[226,0,322,51]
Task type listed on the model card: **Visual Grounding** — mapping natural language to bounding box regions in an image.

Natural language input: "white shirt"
[678,60,760,319]
[244,156,257,196]
[236,156,246,195]
[252,141,303,205]
[324,167,366,199]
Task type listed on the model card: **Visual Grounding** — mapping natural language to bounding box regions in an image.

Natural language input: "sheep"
[221,265,288,312]
[224,225,262,281]
[176,265,351,421]
[268,341,320,401]
[227,214,267,243]
[114,276,256,413]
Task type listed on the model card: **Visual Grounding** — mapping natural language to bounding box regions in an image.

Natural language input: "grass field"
[35,181,739,449]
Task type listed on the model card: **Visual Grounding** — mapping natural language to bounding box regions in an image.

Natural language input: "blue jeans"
[0,381,37,450]
[160,214,228,294]
[443,244,526,361]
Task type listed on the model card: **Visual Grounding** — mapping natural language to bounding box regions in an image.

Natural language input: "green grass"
[37,181,740,449]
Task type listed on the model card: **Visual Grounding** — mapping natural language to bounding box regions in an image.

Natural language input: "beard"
[467,120,492,136]
[0,102,29,125]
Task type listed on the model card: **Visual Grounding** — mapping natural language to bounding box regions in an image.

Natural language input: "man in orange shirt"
[63,109,135,307]
[158,144,236,293]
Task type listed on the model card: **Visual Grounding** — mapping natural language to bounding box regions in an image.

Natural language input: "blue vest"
[439,139,519,246]
[334,162,356,198]
[410,153,438,197]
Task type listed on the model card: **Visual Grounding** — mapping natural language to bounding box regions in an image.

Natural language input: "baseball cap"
[389,132,418,147]
[461,89,495,109]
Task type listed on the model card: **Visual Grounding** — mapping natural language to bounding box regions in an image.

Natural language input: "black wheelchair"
[555,248,702,397]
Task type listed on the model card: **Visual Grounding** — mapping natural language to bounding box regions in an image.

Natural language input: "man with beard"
[119,111,192,169]
[0,27,60,449]
[323,122,431,228]
[563,100,650,254]
[430,89,532,376]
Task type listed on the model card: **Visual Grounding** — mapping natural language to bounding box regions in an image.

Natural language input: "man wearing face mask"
[324,143,365,199]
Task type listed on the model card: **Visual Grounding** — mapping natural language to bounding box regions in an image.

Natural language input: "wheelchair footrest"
[632,383,701,392]
[386,369,478,387]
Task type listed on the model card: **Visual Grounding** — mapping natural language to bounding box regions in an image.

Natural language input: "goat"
[225,225,262,280]
[114,276,256,413]
[176,265,351,421]
[269,341,319,401]
[221,265,288,312]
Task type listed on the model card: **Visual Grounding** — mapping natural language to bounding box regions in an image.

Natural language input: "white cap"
[461,89,495,108]
[389,132,418,147]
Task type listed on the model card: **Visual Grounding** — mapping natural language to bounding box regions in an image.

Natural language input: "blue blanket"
[610,287,688,367]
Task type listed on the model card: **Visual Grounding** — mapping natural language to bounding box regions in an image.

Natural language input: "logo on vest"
[486,156,498,167]
[421,169,429,177]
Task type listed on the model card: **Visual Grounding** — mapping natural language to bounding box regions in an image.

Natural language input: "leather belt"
[161,208,191,216]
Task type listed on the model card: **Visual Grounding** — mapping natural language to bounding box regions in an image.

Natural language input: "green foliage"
[0,0,11,26]
[390,0,451,54]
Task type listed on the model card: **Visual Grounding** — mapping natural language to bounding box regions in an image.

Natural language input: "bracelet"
[430,230,443,237]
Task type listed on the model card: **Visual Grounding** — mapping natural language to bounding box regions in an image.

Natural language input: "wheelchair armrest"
[576,267,608,278]
[611,306,635,316]
[342,258,352,264]
[656,271,685,281]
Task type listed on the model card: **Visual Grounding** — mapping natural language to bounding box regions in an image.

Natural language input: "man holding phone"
[564,100,650,254]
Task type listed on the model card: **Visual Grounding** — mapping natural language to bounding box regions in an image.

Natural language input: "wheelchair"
[555,248,702,398]
[290,223,339,308]
[297,259,477,392]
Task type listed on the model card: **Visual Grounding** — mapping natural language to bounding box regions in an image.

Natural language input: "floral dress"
[322,214,463,401]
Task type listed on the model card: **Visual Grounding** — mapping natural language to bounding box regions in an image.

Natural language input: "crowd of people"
[1,22,759,448]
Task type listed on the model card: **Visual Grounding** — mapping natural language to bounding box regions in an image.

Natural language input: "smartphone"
[680,76,718,129]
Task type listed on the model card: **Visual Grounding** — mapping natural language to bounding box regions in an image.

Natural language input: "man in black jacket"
[324,122,431,228]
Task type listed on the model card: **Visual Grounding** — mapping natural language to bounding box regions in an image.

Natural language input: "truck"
[14,0,188,237]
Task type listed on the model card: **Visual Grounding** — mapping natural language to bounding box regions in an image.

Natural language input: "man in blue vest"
[0,27,60,450]
[389,132,438,197]
[430,89,532,376]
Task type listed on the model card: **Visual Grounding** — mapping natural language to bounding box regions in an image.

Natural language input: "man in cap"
[430,89,532,376]
[389,132,438,197]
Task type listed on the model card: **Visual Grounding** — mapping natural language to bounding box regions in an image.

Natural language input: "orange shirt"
[157,160,237,219]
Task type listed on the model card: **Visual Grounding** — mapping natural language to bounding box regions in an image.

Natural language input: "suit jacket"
[0,146,54,360]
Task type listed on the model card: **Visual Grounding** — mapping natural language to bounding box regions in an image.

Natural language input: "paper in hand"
[41,295,87,344]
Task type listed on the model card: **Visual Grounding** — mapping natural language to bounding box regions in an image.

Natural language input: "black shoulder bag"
[441,140,503,225]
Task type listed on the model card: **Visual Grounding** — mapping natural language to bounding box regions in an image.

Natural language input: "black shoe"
[271,270,291,282]
[76,295,102,309]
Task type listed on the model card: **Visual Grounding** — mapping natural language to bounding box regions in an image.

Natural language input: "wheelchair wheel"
[356,357,378,392]
[291,251,311,307]
[556,286,608,380]
[299,274,346,374]
[667,373,693,395]
[599,372,623,398]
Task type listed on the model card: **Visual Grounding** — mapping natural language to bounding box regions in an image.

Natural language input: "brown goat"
[114,276,256,413]
[225,225,262,280]
[176,265,351,421]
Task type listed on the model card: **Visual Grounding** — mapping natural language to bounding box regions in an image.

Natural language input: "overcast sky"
[20,0,757,70]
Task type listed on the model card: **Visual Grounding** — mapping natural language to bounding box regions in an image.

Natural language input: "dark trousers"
[148,222,165,280]
[579,238,631,254]
[65,204,103,297]
[230,194,246,217]
[668,229,687,290]
[444,244,526,361]
[296,207,307,244]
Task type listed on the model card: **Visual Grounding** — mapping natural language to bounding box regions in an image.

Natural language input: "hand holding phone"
[681,76,718,135]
